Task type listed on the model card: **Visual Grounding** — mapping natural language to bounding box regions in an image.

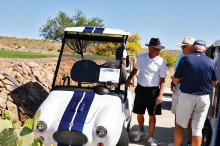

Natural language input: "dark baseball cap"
[145,38,165,49]
[193,40,206,47]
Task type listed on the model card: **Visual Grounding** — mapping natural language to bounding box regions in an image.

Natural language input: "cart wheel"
[116,126,129,146]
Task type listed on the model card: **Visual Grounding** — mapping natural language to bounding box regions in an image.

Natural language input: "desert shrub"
[160,51,178,68]
[48,47,54,51]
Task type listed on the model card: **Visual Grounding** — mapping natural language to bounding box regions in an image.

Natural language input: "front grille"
[53,130,88,145]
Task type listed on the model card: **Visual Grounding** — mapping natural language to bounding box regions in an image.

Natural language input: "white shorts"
[171,84,181,114]
[176,92,210,136]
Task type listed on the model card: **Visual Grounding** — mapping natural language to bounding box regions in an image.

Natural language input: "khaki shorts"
[171,84,181,114]
[176,92,210,136]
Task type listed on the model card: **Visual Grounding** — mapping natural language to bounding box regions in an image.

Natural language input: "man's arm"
[211,81,219,87]
[121,58,126,67]
[211,65,218,87]
[156,78,165,105]
[170,76,175,92]
[125,67,138,88]
[173,77,181,85]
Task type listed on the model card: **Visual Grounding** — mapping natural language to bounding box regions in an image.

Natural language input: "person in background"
[116,41,128,67]
[173,40,218,146]
[169,36,195,146]
[125,38,166,146]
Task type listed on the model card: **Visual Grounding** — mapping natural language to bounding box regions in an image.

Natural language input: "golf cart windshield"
[52,27,130,91]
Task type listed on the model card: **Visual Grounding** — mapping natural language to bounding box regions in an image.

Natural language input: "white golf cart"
[202,40,220,146]
[34,27,133,146]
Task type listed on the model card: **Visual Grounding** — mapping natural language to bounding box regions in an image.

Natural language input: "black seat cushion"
[71,60,100,83]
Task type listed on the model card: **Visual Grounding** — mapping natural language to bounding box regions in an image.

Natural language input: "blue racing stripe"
[71,92,95,132]
[93,27,104,33]
[58,91,84,131]
[57,91,95,146]
[83,27,95,33]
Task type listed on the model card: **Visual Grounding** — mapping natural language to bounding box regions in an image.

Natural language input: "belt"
[137,84,159,88]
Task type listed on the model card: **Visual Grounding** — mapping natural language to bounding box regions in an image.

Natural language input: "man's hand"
[171,81,176,93]
[156,94,163,105]
[211,81,219,87]
[125,78,132,89]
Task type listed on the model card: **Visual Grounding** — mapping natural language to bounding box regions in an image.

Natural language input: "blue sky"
[0,0,220,50]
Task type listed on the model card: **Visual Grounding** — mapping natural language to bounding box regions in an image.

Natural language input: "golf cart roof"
[64,27,131,36]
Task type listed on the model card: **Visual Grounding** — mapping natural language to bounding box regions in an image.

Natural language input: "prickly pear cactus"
[23,119,34,131]
[0,110,44,146]
[19,127,35,146]
[33,110,41,131]
[32,138,44,146]
[23,110,41,132]
[0,128,20,146]
[0,119,13,133]
[0,127,41,146]
[3,110,13,120]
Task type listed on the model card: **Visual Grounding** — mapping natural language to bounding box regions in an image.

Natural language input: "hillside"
[0,36,61,54]
[0,36,181,55]
[139,48,181,55]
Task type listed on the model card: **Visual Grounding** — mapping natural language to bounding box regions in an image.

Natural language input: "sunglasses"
[181,45,188,49]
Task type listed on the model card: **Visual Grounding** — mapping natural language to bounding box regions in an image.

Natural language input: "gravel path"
[128,87,188,146]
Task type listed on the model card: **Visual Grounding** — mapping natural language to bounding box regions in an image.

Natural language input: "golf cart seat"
[71,60,100,83]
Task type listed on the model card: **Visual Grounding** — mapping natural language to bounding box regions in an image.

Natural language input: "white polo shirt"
[135,53,166,87]
[122,49,128,59]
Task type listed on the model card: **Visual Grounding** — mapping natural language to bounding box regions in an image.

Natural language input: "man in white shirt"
[125,38,166,146]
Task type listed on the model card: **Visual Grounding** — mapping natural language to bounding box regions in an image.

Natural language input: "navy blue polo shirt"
[174,51,218,95]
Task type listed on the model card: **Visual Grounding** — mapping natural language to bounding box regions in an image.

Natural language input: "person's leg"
[174,123,184,146]
[188,118,192,144]
[133,113,146,142]
[171,86,180,142]
[149,115,156,137]
[192,136,202,146]
[191,94,210,146]
[137,114,145,132]
[175,92,195,144]
[133,85,148,142]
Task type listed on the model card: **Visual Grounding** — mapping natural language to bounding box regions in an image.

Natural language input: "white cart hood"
[37,90,122,132]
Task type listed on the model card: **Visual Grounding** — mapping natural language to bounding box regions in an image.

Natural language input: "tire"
[116,126,129,146]
[201,118,212,146]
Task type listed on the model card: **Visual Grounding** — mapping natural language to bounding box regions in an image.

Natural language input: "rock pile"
[0,59,57,122]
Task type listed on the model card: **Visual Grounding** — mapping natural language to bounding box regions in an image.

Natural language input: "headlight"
[36,121,47,133]
[96,126,107,138]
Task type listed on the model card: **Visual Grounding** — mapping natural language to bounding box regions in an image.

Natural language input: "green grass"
[0,50,58,58]
[63,54,115,60]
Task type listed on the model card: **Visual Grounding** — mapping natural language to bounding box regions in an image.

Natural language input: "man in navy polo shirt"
[173,40,218,146]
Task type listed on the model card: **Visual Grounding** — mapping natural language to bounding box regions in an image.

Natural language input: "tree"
[39,9,104,41]
[126,33,142,54]
[94,33,142,56]
[95,42,117,56]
